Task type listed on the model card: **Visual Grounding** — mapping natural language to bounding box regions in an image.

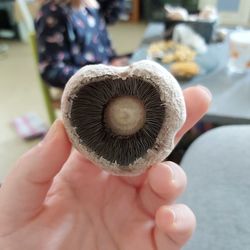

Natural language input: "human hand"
[0,86,211,250]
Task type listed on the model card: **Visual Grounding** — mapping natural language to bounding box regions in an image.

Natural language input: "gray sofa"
[180,125,250,250]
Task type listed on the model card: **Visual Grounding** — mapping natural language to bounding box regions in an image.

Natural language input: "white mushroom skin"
[61,60,186,176]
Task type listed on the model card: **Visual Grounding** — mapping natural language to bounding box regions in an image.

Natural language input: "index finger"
[175,85,212,144]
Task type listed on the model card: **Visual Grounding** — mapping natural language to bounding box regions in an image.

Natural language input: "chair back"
[16,0,56,124]
[16,0,35,33]
[29,32,57,123]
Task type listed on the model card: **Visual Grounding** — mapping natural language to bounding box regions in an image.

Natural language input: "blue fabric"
[180,125,250,250]
[35,0,124,88]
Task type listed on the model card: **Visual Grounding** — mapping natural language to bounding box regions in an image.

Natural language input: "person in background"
[35,0,127,88]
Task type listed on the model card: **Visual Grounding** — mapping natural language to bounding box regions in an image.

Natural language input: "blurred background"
[1,0,250,178]
[1,0,250,175]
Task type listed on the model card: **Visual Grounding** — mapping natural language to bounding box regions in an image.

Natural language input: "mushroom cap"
[61,60,186,176]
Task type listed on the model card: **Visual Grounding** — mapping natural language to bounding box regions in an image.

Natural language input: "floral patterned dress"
[35,0,124,88]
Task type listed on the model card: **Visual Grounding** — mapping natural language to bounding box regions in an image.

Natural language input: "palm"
[1,151,180,250]
[30,153,171,250]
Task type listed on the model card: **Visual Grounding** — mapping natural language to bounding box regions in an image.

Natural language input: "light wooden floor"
[0,22,147,180]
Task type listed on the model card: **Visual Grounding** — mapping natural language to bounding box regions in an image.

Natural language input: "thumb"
[0,120,71,227]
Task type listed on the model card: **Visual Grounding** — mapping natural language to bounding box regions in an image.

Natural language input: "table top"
[131,23,250,124]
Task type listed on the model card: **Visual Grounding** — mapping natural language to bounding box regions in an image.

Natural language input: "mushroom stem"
[104,96,146,136]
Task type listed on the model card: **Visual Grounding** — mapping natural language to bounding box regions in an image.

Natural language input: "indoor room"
[0,0,250,249]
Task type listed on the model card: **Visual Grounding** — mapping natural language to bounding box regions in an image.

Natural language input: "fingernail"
[166,161,177,182]
[40,119,60,145]
[197,85,212,99]
[167,208,177,224]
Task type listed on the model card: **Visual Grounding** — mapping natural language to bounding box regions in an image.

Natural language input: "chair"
[29,32,57,123]
[16,0,56,124]
[180,125,250,249]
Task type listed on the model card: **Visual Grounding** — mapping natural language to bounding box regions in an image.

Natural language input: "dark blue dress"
[35,0,124,88]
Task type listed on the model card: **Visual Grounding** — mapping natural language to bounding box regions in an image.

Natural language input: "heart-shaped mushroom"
[61,60,186,175]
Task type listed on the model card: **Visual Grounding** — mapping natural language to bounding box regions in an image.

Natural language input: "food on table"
[170,61,200,79]
[148,40,196,64]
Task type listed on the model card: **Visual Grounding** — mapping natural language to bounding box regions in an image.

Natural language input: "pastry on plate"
[170,61,200,80]
[148,40,196,64]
